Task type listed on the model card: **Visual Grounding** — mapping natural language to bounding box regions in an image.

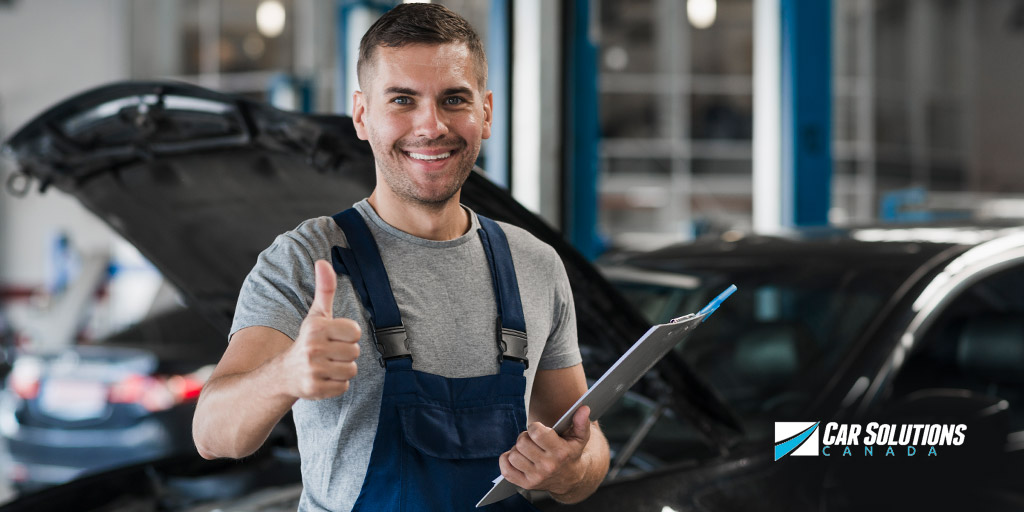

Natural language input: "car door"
[826,248,1024,511]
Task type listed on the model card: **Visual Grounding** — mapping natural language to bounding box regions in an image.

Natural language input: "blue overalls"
[330,208,539,511]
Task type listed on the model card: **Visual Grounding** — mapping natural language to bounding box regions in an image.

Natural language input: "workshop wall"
[972,1,1024,192]
[0,0,128,287]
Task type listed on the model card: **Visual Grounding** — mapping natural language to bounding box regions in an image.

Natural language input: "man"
[192,4,609,511]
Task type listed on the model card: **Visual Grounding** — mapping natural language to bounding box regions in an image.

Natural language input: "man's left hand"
[498,405,593,496]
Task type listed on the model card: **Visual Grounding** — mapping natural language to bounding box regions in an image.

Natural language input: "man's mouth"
[406,151,453,161]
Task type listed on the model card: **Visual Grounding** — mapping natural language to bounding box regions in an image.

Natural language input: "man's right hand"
[194,259,361,459]
[280,259,362,400]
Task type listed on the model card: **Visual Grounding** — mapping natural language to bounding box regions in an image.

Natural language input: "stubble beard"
[375,136,479,211]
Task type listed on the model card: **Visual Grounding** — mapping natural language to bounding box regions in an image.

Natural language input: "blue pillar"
[484,0,511,188]
[267,73,313,112]
[564,0,601,260]
[336,1,395,114]
[780,0,832,227]
[335,1,353,114]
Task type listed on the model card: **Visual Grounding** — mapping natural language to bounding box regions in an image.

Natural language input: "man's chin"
[409,191,461,207]
[391,184,463,208]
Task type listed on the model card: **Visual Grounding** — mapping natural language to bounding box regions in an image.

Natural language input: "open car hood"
[3,81,740,447]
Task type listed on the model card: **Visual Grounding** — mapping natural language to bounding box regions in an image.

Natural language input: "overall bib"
[330,208,539,512]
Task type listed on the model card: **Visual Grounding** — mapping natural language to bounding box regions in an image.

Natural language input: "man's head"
[352,4,492,210]
[357,3,487,93]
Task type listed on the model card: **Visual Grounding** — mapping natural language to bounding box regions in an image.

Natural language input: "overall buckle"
[495,317,529,368]
[372,325,411,367]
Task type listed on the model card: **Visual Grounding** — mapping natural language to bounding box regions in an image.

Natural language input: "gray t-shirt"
[230,199,581,512]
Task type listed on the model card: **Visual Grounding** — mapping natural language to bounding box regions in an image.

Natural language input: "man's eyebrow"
[384,87,418,96]
[443,87,474,97]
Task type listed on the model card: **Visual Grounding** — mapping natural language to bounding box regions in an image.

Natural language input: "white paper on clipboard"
[476,312,708,507]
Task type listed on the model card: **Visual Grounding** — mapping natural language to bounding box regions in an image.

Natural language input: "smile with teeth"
[406,150,453,161]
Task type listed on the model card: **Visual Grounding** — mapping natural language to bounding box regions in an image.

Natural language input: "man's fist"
[280,259,361,400]
[499,406,593,495]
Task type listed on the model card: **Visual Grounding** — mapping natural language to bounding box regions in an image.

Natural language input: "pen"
[673,284,737,323]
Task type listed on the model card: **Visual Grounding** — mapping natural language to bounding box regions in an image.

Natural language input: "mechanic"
[191,4,609,511]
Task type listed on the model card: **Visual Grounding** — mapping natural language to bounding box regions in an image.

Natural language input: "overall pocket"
[398,403,519,459]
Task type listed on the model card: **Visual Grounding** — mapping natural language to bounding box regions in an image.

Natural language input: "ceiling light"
[243,33,266,59]
[257,0,287,38]
[604,46,629,71]
[687,0,717,30]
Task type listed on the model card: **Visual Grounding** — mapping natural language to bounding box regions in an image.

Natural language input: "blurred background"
[1,0,1024,506]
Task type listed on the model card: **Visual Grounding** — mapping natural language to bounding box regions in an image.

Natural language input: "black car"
[0,306,222,490]
[578,225,1024,511]
[2,81,1024,511]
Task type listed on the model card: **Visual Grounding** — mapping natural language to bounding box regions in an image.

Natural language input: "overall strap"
[331,208,411,364]
[477,215,529,367]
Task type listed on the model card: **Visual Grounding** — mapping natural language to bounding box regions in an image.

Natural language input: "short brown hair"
[357,3,487,90]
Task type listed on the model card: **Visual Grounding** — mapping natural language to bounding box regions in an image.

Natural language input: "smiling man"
[192,4,609,511]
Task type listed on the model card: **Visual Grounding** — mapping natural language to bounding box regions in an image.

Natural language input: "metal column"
[563,0,601,260]
[753,0,782,233]
[483,0,511,188]
[780,0,833,227]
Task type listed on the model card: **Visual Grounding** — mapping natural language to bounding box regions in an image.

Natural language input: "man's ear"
[352,91,369,141]
[481,89,493,140]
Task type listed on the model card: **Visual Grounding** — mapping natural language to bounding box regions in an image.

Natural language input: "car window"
[889,264,1024,429]
[620,276,886,404]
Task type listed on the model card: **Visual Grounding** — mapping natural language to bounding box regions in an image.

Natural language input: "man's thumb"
[569,406,592,442]
[310,259,337,318]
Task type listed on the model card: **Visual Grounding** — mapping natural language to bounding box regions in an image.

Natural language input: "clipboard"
[477,285,737,507]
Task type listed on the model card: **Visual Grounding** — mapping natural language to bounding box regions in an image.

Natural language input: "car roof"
[610,223,1024,276]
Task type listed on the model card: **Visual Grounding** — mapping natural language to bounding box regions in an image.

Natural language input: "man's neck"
[366,189,470,241]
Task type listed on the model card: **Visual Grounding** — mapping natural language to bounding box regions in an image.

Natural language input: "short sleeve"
[536,255,582,370]
[229,233,316,342]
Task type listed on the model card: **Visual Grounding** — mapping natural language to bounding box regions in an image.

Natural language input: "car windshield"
[606,259,911,432]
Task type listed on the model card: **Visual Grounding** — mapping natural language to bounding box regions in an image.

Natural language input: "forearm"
[192,355,296,459]
[549,423,610,504]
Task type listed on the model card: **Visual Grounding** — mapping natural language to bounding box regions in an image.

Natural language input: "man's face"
[352,43,492,208]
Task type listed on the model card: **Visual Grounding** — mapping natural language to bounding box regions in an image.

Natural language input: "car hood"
[2,81,739,444]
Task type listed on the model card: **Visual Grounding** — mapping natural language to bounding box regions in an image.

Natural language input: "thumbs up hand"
[281,260,362,400]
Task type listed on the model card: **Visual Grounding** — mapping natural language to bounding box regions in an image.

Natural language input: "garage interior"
[1,0,1024,509]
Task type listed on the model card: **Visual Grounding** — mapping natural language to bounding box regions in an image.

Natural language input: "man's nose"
[412,103,449,139]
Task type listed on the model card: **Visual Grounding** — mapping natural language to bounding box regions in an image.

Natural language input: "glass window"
[832,0,1024,223]
[889,263,1024,430]
[596,0,754,248]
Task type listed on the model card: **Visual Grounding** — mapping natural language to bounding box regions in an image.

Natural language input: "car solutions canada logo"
[774,421,966,460]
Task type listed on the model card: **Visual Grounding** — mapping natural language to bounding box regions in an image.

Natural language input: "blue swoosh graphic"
[774,422,820,461]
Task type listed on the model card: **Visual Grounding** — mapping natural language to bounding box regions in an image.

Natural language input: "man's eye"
[392,97,412,105]
[444,97,465,106]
